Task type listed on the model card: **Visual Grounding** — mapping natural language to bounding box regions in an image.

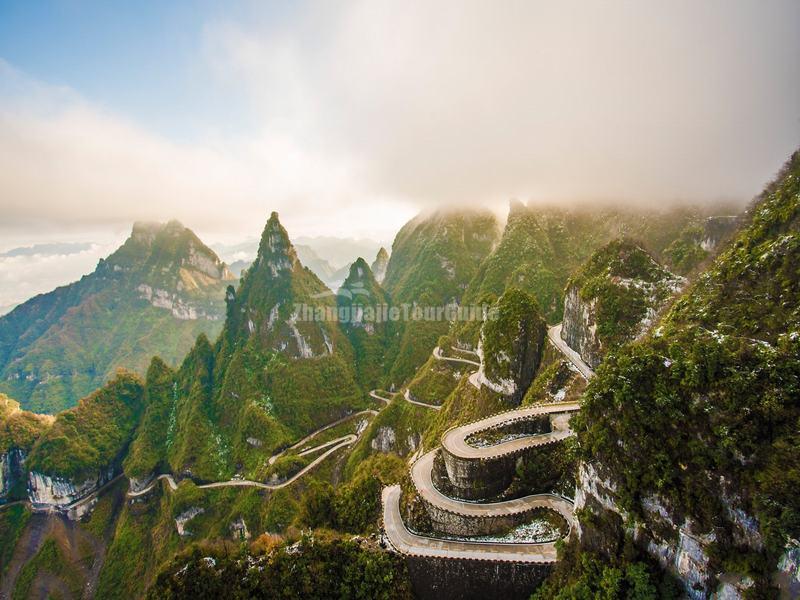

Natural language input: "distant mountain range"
[216,235,386,291]
[0,221,235,414]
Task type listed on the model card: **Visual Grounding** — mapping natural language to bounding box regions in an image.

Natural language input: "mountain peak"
[130,219,186,242]
[0,221,232,413]
[508,198,526,216]
[371,248,389,283]
[224,211,338,357]
[108,220,232,283]
[341,257,375,289]
[351,256,370,271]
[255,212,298,275]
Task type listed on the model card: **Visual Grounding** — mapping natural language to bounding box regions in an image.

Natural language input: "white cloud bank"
[204,0,800,206]
[0,240,123,315]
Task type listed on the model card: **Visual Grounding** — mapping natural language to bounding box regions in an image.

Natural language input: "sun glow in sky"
[0,0,798,310]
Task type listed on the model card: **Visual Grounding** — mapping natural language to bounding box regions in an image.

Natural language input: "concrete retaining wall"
[423,499,537,537]
[406,555,551,600]
[441,417,551,501]
[440,452,517,500]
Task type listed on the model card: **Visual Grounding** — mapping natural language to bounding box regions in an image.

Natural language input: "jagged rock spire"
[254,212,299,277]
[370,247,389,283]
[338,257,386,306]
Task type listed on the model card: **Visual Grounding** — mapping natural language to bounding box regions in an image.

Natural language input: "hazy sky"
[0,0,799,310]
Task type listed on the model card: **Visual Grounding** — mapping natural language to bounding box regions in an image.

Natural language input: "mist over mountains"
[213,235,386,290]
[0,2,798,598]
[0,150,799,597]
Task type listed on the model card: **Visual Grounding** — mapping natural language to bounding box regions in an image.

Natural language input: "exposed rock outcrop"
[700,215,740,252]
[230,517,251,540]
[0,448,25,499]
[561,240,684,369]
[127,473,155,494]
[175,506,206,536]
[176,507,205,536]
[136,284,221,321]
[27,466,116,509]
[371,427,397,453]
[575,462,781,599]
[560,287,602,369]
[777,542,800,598]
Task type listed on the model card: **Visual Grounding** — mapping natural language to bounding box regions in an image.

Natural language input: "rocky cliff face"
[0,448,25,499]
[27,465,116,508]
[571,151,800,599]
[700,215,740,252]
[175,506,205,536]
[0,395,51,500]
[560,287,602,368]
[136,284,223,321]
[561,240,684,369]
[574,462,799,599]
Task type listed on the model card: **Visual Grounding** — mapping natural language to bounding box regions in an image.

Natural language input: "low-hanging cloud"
[207,0,800,206]
[1,0,799,248]
[0,241,124,315]
[0,58,413,242]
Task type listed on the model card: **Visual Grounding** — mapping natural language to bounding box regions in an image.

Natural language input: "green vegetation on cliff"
[124,357,177,480]
[0,394,52,454]
[567,239,682,352]
[461,201,717,329]
[406,349,464,406]
[136,213,366,481]
[481,288,547,403]
[26,371,145,481]
[0,504,30,573]
[148,532,413,600]
[346,396,434,473]
[382,209,499,386]
[337,258,391,389]
[574,150,800,590]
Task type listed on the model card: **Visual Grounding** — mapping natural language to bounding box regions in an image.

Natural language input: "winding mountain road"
[126,474,178,498]
[126,403,387,500]
[432,346,481,368]
[403,389,442,410]
[547,323,594,380]
[406,345,484,407]
[382,324,587,564]
[410,449,575,524]
[268,409,377,465]
[200,434,357,491]
[128,434,360,498]
[382,486,561,563]
[440,401,579,461]
[369,390,393,405]
[433,345,482,390]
